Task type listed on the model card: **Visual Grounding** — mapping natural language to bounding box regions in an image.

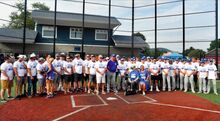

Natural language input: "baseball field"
[0,82,220,121]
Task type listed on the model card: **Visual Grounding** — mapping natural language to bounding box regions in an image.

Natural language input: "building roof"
[32,10,121,29]
[112,35,149,48]
[206,48,220,56]
[0,28,37,44]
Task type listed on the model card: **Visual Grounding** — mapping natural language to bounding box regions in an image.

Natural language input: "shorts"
[96,75,106,84]
[74,73,82,82]
[139,80,148,86]
[53,74,61,84]
[151,75,159,81]
[9,80,13,88]
[61,75,65,81]
[38,78,45,87]
[1,80,9,89]
[16,76,25,86]
[64,75,72,83]
[89,75,96,83]
[84,74,89,81]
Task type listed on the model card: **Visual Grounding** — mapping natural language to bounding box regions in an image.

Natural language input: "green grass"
[188,81,220,105]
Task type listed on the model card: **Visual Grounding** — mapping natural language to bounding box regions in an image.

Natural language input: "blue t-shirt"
[129,70,139,81]
[107,60,118,73]
[139,70,149,82]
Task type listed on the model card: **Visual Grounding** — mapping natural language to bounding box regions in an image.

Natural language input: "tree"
[185,47,195,56]
[188,49,206,59]
[207,39,220,52]
[7,1,50,30]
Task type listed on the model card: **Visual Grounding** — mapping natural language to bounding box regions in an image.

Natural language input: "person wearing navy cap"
[206,59,218,95]
[184,59,196,93]
[197,61,208,93]
[106,54,118,93]
[161,58,170,91]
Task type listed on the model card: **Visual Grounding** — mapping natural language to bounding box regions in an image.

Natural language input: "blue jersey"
[129,70,139,81]
[139,70,149,82]
[107,60,118,73]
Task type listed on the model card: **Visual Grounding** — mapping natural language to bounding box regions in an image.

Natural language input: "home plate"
[106,97,118,101]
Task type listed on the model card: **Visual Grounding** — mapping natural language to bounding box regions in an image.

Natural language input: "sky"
[0,0,219,52]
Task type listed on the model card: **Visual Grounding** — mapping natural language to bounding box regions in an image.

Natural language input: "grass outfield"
[1,80,220,105]
[188,81,220,105]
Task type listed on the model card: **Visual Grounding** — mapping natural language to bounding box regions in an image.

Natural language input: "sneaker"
[214,92,218,95]
[114,90,118,94]
[107,90,110,93]
[197,91,202,94]
[7,96,14,100]
[28,96,32,98]
[168,89,171,92]
[184,90,187,92]
[192,91,195,93]
[156,88,160,92]
[1,99,7,103]
[102,91,106,95]
[150,88,153,92]
[15,96,21,100]
[88,89,91,94]
[46,95,50,99]
[143,92,146,96]
[96,91,99,95]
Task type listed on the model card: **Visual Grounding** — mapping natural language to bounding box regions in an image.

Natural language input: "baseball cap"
[141,56,146,60]
[30,53,36,58]
[55,53,60,57]
[75,54,80,57]
[111,54,116,57]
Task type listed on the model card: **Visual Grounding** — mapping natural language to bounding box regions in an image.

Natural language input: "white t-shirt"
[198,66,208,78]
[169,64,176,76]
[150,63,160,75]
[88,61,96,75]
[27,60,38,76]
[73,58,83,74]
[52,59,62,73]
[145,61,152,70]
[185,64,195,76]
[83,60,90,74]
[179,63,186,76]
[117,62,128,76]
[59,60,65,75]
[95,61,107,76]
[192,62,199,71]
[63,61,73,75]
[36,63,45,79]
[1,62,14,80]
[161,62,169,75]
[127,62,137,72]
[206,64,217,79]
[13,61,26,77]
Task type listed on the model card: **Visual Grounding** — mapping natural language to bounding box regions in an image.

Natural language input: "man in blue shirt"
[128,66,139,92]
[107,54,118,93]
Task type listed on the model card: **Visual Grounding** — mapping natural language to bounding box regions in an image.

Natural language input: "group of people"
[0,53,218,103]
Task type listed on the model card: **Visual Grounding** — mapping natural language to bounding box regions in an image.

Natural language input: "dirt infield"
[0,91,220,121]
